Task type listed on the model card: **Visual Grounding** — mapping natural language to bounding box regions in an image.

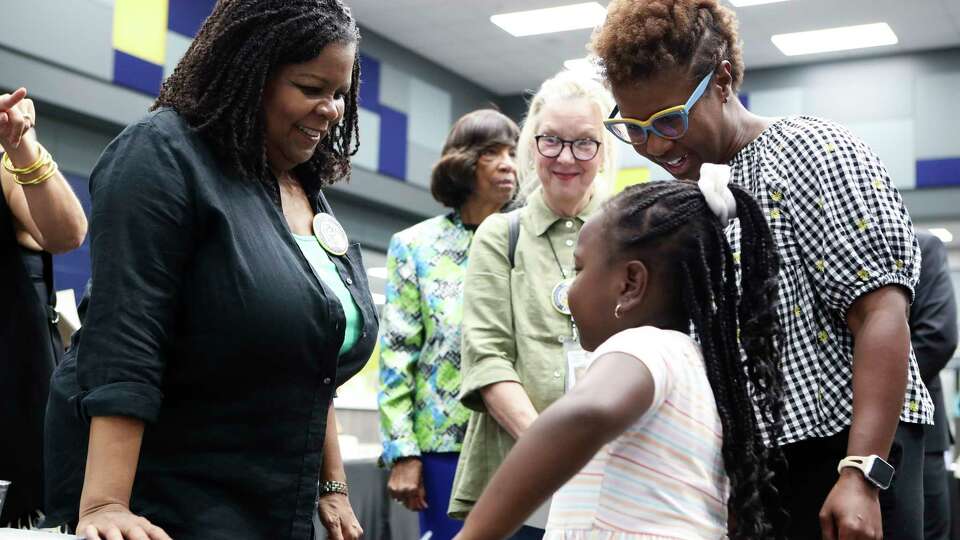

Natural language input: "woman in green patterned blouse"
[448,71,620,539]
[378,109,520,539]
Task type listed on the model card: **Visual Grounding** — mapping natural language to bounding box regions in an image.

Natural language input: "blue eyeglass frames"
[603,71,714,146]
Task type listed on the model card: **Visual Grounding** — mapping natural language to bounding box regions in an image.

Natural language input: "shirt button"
[565,239,574,247]
[565,221,574,229]
[553,370,561,378]
[323,377,332,384]
[345,278,353,285]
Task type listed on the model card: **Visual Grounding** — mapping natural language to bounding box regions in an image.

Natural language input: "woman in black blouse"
[43,1,378,539]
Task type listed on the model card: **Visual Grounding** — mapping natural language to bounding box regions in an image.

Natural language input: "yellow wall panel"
[613,167,651,194]
[113,0,169,65]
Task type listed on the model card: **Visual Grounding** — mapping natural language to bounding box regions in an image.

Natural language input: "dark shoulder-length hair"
[153,0,361,192]
[430,109,519,209]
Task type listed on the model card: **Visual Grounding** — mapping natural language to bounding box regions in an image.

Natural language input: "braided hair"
[153,0,361,192]
[603,180,787,539]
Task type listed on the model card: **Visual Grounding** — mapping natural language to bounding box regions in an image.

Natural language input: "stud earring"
[614,304,623,319]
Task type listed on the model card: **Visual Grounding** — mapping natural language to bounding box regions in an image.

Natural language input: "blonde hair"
[516,70,619,200]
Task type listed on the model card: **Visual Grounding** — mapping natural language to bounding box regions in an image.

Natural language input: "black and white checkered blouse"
[727,115,933,446]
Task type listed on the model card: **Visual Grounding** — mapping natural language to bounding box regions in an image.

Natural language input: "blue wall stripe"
[359,53,381,112]
[53,172,92,302]
[357,53,410,180]
[168,0,216,37]
[738,92,749,110]
[113,50,163,96]
[916,158,960,188]
[378,107,408,180]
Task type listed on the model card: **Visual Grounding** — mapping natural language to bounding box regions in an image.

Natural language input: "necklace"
[545,230,573,315]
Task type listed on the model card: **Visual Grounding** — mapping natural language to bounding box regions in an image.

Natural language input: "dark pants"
[923,451,951,540]
[776,423,925,540]
[419,453,463,540]
[508,526,544,540]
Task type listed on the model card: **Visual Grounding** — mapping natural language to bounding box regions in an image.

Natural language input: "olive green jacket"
[448,187,602,519]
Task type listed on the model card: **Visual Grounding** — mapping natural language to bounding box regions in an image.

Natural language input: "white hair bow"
[697,163,737,225]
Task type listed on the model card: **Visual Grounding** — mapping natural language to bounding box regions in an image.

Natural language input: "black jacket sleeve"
[910,230,958,385]
[77,117,196,423]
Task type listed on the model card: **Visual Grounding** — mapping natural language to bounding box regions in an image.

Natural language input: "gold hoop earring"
[614,304,623,319]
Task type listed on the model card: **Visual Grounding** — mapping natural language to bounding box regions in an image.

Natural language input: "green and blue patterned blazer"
[378,212,475,466]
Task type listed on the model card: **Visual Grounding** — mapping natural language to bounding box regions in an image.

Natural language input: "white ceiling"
[350,0,960,96]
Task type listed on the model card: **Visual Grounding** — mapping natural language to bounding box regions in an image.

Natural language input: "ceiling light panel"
[491,2,607,37]
[729,0,790,6]
[772,22,898,56]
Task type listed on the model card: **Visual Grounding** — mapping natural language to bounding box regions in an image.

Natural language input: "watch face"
[868,458,895,489]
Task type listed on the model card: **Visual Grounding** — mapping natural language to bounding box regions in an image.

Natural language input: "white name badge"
[563,338,589,393]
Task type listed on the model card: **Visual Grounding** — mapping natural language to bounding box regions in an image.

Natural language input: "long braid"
[154,0,361,191]
[604,180,786,539]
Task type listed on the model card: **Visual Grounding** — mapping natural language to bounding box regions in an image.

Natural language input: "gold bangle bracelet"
[15,160,58,186]
[12,153,53,185]
[2,143,49,175]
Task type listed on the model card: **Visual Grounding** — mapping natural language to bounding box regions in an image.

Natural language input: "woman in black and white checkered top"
[591,1,932,539]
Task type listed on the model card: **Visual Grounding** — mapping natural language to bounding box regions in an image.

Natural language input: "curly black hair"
[153,0,360,193]
[602,180,787,539]
[592,0,744,91]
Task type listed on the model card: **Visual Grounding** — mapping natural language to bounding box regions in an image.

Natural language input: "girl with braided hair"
[453,174,785,540]
[42,1,377,539]
[592,2,930,539]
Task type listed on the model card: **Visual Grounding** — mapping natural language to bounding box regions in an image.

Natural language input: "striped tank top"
[545,326,730,540]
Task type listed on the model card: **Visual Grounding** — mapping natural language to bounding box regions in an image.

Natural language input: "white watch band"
[837,456,869,474]
[837,454,894,490]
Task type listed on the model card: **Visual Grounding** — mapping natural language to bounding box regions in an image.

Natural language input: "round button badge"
[312,212,349,256]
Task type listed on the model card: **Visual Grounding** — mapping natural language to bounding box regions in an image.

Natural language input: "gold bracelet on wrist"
[15,159,58,186]
[2,143,49,175]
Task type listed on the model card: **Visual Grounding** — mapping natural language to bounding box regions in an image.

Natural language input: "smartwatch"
[837,455,895,490]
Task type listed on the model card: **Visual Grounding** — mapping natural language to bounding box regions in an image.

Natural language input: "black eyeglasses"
[534,135,601,161]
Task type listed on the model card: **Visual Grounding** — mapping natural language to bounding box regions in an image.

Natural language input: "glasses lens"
[652,112,686,139]
[608,122,649,145]
[604,122,638,145]
[572,139,600,160]
[536,136,562,157]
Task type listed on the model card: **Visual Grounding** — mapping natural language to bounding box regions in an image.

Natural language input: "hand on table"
[77,502,172,540]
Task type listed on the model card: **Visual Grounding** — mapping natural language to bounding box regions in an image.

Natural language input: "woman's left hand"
[0,88,37,155]
[318,492,364,540]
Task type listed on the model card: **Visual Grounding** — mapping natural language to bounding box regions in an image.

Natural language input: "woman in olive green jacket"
[449,71,619,539]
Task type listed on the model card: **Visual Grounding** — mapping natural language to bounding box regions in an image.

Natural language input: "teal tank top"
[293,233,361,356]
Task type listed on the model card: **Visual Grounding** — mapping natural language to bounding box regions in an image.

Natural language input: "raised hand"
[0,87,37,153]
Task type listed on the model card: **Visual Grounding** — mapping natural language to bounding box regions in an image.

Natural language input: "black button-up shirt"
[44,109,378,539]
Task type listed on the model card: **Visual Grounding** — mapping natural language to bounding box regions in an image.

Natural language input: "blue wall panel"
[377,107,408,180]
[113,50,163,96]
[916,158,960,188]
[357,53,410,181]
[359,54,381,112]
[53,172,92,302]
[168,0,217,37]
